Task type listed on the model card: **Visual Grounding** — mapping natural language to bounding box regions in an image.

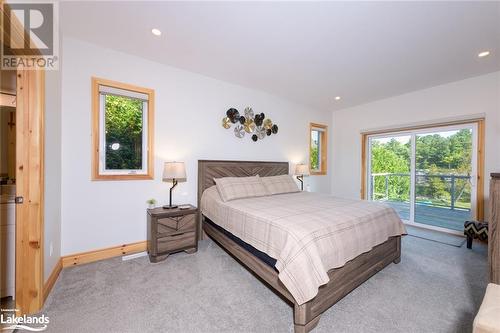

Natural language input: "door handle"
[15,196,24,204]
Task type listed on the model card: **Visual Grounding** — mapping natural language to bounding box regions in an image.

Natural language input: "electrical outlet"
[49,242,53,256]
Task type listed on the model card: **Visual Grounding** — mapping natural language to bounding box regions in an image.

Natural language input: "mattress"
[201,186,406,305]
[204,217,278,268]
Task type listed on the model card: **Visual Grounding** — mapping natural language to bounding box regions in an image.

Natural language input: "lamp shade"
[295,163,310,176]
[163,162,186,181]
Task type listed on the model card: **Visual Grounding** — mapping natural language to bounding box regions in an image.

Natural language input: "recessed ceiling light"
[478,51,490,58]
[151,28,161,36]
[335,96,341,101]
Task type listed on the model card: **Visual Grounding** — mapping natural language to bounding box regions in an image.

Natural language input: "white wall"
[44,69,62,280]
[60,37,331,255]
[331,72,500,217]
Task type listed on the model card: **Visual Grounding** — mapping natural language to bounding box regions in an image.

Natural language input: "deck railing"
[370,172,471,211]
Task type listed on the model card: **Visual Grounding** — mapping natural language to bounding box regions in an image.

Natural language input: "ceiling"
[61,1,500,112]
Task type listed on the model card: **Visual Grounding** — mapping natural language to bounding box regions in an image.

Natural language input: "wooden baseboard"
[61,241,147,268]
[43,258,62,302]
[42,241,147,301]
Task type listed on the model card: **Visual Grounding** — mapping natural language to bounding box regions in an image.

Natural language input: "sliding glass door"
[368,135,411,220]
[414,128,475,230]
[367,123,478,232]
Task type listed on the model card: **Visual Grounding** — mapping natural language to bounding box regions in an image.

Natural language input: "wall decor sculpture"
[221,107,278,142]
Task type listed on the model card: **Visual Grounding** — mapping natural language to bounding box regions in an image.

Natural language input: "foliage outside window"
[104,95,143,170]
[370,136,411,202]
[92,78,154,180]
[369,129,472,209]
[309,123,328,175]
[416,129,472,209]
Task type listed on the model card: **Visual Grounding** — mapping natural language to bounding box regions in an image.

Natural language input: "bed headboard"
[197,160,289,222]
[197,160,289,200]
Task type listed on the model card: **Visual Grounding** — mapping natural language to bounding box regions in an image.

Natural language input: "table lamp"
[162,161,186,209]
[295,163,310,191]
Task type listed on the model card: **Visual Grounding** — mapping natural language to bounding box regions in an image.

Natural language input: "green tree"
[310,146,319,170]
[104,95,143,170]
[371,139,410,201]
[371,129,472,209]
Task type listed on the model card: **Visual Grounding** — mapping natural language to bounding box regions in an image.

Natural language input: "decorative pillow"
[260,174,300,195]
[214,175,269,202]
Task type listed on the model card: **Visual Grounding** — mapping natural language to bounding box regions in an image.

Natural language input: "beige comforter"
[201,186,406,305]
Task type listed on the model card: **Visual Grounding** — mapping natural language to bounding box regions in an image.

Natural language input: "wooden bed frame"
[197,160,401,333]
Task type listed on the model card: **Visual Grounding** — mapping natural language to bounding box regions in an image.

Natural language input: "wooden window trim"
[309,122,328,176]
[91,77,155,181]
[360,118,485,220]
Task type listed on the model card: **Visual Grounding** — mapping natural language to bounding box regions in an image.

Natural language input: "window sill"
[310,171,327,176]
[91,174,154,181]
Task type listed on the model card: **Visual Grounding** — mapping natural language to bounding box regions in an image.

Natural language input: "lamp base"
[296,175,304,191]
[162,205,178,209]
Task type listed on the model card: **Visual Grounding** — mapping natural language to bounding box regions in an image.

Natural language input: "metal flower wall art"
[222,107,279,142]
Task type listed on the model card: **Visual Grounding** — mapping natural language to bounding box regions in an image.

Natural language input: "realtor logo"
[1,2,59,70]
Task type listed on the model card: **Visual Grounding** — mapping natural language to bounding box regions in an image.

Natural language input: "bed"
[197,160,405,332]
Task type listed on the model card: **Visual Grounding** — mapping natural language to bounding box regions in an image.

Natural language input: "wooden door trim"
[477,119,485,220]
[15,69,45,314]
[1,2,45,314]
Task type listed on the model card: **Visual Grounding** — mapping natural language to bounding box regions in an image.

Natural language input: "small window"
[92,78,154,180]
[309,123,328,175]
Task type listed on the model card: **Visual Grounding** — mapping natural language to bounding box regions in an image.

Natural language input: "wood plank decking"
[384,201,470,231]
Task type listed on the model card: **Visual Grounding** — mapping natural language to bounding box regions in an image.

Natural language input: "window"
[92,77,154,180]
[361,119,485,232]
[309,123,328,175]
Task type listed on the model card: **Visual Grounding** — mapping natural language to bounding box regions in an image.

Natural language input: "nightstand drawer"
[157,214,195,235]
[147,205,198,263]
[157,231,196,253]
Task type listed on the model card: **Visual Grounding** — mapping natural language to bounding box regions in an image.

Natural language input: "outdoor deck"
[384,201,470,231]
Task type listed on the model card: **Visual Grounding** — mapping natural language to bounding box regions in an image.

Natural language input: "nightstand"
[147,205,198,263]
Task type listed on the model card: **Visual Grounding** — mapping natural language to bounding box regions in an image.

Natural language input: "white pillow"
[260,174,300,195]
[214,175,269,202]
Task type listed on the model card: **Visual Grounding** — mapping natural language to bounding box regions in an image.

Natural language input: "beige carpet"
[40,236,487,332]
